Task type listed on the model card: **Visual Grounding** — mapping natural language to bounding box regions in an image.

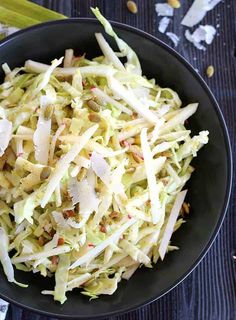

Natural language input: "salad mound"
[0,8,208,303]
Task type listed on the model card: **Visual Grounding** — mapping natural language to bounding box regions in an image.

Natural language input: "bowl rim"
[0,17,233,319]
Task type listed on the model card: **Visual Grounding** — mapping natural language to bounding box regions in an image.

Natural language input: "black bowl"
[0,19,232,319]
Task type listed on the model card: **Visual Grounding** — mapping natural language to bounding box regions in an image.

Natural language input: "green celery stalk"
[0,6,40,28]
[0,0,67,22]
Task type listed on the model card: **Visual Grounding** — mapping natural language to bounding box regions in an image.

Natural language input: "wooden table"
[6,0,236,319]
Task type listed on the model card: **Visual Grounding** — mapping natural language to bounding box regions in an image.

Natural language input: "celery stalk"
[0,6,40,28]
[0,0,67,22]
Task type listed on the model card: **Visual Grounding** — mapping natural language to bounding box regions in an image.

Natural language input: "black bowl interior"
[0,19,232,319]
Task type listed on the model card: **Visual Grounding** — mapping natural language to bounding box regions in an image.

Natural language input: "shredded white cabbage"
[0,8,209,303]
[0,119,12,156]
[141,128,162,224]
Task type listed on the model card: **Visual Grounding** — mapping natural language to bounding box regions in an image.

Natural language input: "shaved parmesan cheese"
[52,211,69,229]
[68,178,80,206]
[185,25,216,51]
[159,190,187,260]
[181,0,222,27]
[69,218,136,269]
[86,168,96,189]
[0,119,12,156]
[141,128,162,224]
[41,124,98,208]
[81,180,99,214]
[70,178,100,215]
[91,151,111,186]
[155,3,174,16]
[166,32,180,47]
[158,17,170,33]
[33,96,52,165]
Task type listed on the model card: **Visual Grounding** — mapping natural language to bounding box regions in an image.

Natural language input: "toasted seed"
[127,1,138,13]
[132,152,143,163]
[51,255,59,265]
[99,223,107,233]
[160,151,172,157]
[168,0,181,8]
[40,167,51,180]
[131,112,138,119]
[49,229,56,237]
[126,138,135,145]
[38,236,45,246]
[43,105,54,120]
[134,136,141,145]
[126,167,135,173]
[182,202,190,214]
[77,167,87,181]
[88,113,101,123]
[65,210,76,218]
[206,65,214,78]
[87,100,101,112]
[95,187,101,193]
[58,237,65,245]
[94,96,104,106]
[0,152,7,171]
[109,211,120,219]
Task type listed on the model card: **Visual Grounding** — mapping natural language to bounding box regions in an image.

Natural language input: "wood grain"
[6,0,236,319]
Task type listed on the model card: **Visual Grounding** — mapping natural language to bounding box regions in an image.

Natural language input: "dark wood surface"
[6,1,236,319]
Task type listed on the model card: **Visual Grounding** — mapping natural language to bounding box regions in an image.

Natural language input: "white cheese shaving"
[181,0,222,28]
[0,119,12,156]
[73,178,100,215]
[91,151,111,186]
[185,25,216,51]
[155,3,174,16]
[68,178,80,206]
[33,96,52,165]
[166,32,180,47]
[158,17,170,33]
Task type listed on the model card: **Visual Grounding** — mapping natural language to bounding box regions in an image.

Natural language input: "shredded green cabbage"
[0,8,209,303]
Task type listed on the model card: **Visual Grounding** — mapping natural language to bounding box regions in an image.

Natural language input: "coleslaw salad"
[0,8,209,303]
